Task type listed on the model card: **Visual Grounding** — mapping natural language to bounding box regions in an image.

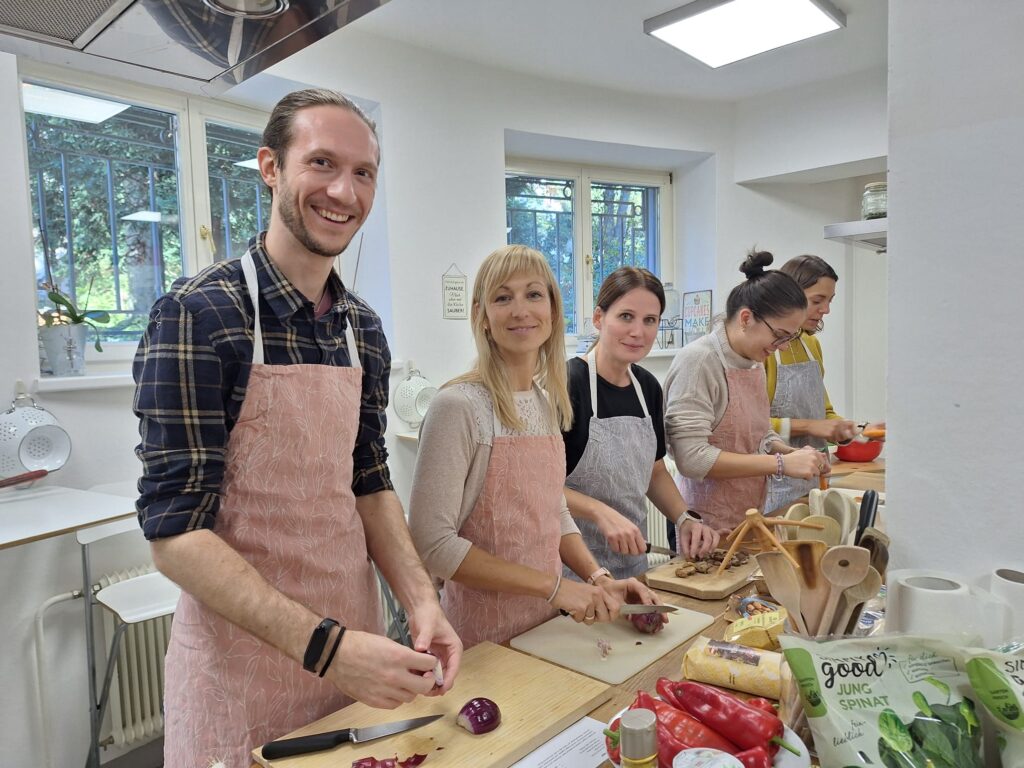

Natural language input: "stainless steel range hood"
[0,0,387,93]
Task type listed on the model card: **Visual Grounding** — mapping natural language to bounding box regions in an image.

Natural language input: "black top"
[563,356,667,476]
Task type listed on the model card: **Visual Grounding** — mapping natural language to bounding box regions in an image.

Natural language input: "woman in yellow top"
[764,254,859,513]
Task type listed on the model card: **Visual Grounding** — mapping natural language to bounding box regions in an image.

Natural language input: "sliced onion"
[457,697,501,734]
[398,755,427,767]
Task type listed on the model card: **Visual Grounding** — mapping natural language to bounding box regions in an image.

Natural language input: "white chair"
[79,483,180,768]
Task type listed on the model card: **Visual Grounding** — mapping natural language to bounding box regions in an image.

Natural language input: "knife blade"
[645,542,676,557]
[261,714,442,760]
[619,604,678,615]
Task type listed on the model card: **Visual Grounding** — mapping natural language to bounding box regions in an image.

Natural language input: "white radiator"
[645,458,679,566]
[96,566,171,748]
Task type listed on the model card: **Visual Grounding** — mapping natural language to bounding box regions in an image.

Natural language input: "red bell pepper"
[668,681,800,757]
[603,717,621,764]
[743,697,778,716]
[734,746,772,768]
[655,677,685,710]
[628,693,696,768]
[633,690,739,755]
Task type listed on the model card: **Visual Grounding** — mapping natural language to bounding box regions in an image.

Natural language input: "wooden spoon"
[796,514,841,546]
[756,551,810,635]
[859,528,890,578]
[834,565,883,635]
[781,539,830,637]
[782,502,810,540]
[816,546,872,636]
[821,489,857,544]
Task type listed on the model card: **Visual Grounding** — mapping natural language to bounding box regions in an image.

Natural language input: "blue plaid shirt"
[133,233,393,540]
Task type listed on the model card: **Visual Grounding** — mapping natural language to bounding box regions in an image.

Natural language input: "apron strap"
[241,250,265,366]
[242,250,361,371]
[585,349,649,418]
[775,333,812,366]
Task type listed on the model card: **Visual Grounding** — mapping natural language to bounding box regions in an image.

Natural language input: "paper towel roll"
[990,566,1024,639]
[888,569,1011,646]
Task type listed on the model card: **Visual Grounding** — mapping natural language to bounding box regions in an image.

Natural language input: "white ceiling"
[352,0,888,102]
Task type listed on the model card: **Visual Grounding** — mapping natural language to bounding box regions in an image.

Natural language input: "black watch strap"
[303,618,340,673]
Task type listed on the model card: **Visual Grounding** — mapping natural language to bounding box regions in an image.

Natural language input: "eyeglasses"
[755,315,802,348]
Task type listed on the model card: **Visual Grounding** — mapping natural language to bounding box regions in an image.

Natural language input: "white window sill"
[34,373,135,392]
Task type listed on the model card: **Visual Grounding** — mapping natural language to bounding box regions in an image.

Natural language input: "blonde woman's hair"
[447,244,572,432]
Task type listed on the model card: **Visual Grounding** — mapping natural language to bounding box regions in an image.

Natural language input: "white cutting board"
[510,608,713,684]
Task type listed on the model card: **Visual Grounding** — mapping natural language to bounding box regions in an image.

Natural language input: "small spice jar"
[861,182,887,220]
[620,708,659,768]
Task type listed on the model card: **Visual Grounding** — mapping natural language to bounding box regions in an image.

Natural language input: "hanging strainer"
[392,361,438,430]
[0,394,72,478]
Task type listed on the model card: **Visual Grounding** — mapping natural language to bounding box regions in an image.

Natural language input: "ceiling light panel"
[645,0,846,68]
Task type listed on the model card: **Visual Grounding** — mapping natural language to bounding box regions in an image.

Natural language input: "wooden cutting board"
[644,556,760,600]
[510,608,713,685]
[830,471,885,492]
[251,642,609,768]
[828,458,885,477]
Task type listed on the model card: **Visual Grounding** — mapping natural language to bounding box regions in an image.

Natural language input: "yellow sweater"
[764,332,843,433]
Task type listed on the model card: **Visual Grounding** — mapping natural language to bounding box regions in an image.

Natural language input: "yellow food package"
[682,635,782,699]
[724,609,787,650]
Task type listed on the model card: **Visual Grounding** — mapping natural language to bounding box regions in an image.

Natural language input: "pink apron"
[441,393,564,648]
[162,251,382,768]
[679,335,770,534]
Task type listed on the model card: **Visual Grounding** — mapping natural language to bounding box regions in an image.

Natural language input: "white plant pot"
[39,324,88,377]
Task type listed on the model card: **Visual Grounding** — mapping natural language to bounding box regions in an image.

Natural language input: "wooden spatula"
[816,546,871,636]
[781,539,830,637]
[796,514,841,546]
[755,551,810,635]
[835,565,883,635]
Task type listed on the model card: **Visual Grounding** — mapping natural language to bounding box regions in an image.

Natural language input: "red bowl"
[835,440,883,462]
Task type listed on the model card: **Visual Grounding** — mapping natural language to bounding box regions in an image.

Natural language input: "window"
[21,76,269,355]
[505,161,672,335]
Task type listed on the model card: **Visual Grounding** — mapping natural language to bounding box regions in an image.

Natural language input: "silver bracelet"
[545,572,562,603]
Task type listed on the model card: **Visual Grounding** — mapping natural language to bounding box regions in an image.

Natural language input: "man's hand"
[593,503,647,555]
[406,601,463,695]
[324,630,437,709]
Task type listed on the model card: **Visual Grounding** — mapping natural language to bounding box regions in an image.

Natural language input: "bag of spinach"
[966,649,1024,767]
[780,635,985,767]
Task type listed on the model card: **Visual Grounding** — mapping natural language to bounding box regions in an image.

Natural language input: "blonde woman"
[409,245,655,648]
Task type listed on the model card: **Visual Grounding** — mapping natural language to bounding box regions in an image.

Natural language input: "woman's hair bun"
[739,248,774,279]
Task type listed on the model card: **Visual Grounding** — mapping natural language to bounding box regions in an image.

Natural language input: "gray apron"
[765,335,827,514]
[564,351,658,580]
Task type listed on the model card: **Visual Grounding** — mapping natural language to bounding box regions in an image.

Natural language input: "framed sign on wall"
[682,290,712,345]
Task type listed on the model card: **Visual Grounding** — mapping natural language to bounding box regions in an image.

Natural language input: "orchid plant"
[38,277,110,351]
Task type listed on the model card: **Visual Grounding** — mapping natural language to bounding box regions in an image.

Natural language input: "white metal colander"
[0,394,71,478]
[392,362,437,430]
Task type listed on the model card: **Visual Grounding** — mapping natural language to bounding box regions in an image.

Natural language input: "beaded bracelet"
[774,453,785,481]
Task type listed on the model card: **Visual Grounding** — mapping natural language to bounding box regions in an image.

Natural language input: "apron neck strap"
[241,251,265,366]
[241,250,361,369]
[586,349,649,418]
[775,333,812,364]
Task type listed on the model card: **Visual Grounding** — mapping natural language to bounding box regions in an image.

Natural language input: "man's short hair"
[262,88,379,169]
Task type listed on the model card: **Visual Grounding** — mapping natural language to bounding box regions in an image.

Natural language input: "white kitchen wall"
[0,24,887,766]
[887,2,1024,571]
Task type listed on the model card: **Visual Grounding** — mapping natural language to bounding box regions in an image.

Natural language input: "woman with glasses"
[763,255,864,513]
[561,267,720,580]
[663,250,830,534]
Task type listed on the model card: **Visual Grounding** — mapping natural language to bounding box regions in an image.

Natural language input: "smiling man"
[133,90,462,768]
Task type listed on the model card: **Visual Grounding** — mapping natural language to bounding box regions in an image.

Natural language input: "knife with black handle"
[261,714,442,760]
[855,489,879,545]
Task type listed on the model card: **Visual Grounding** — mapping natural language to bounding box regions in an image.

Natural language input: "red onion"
[456,697,501,734]
[398,755,427,767]
[629,611,667,634]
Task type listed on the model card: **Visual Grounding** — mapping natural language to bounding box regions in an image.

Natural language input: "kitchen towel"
[989,566,1024,639]
[888,569,1011,647]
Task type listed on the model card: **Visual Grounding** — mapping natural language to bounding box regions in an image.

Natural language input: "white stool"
[79,483,180,768]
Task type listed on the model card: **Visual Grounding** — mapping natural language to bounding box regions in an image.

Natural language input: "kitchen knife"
[645,542,676,557]
[619,604,678,615]
[261,714,442,760]
[854,490,879,545]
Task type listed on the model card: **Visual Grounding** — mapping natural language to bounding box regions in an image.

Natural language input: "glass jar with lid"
[861,182,887,220]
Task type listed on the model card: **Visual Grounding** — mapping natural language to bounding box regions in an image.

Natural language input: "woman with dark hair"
[664,250,830,534]
[561,267,720,579]
[409,247,654,648]
[763,254,864,513]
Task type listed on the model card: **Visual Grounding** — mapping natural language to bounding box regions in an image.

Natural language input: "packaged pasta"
[682,636,782,699]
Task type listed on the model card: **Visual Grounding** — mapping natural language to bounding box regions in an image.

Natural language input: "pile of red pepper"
[603,679,800,768]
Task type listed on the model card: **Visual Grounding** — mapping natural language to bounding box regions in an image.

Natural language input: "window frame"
[505,157,674,341]
[19,61,268,369]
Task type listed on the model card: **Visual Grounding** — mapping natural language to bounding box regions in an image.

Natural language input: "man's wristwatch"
[586,566,612,585]
[302,617,340,673]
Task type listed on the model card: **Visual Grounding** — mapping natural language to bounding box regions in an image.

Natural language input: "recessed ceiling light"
[122,211,163,223]
[644,0,846,68]
[21,83,130,124]
[202,0,289,18]
[233,158,261,170]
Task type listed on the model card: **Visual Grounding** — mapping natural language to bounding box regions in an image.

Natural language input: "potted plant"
[37,278,110,376]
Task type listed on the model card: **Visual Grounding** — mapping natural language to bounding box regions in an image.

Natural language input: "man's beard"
[276,185,348,259]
